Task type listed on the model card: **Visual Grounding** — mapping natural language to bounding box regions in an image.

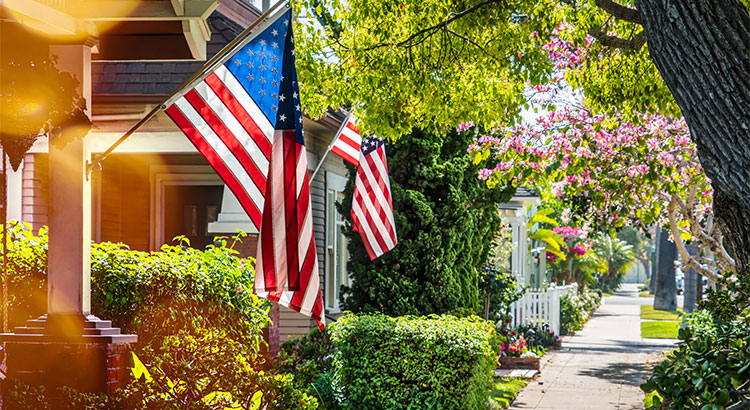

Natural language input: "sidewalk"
[508,285,675,410]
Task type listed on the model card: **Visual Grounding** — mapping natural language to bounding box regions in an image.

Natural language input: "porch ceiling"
[0,0,217,61]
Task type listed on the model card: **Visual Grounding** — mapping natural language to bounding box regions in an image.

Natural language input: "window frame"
[325,172,350,313]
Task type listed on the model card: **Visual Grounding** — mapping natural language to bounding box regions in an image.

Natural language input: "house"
[5,0,353,354]
[499,187,548,289]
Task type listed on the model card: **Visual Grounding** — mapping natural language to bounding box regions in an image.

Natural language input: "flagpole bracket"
[85,155,103,181]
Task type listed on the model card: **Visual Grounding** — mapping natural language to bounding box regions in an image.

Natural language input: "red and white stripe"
[351,143,397,260]
[165,65,274,231]
[254,130,324,328]
[331,115,362,166]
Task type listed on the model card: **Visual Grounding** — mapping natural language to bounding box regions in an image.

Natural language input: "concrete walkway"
[509,284,675,410]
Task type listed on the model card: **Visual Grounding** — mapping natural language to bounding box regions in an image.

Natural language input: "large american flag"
[330,114,362,166]
[351,137,398,260]
[164,8,323,328]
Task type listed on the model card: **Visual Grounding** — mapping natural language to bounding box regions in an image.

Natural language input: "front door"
[163,185,223,249]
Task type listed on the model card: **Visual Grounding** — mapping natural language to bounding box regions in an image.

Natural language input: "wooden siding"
[275,124,351,341]
[21,153,49,232]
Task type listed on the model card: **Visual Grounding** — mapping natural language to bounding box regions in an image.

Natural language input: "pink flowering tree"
[463,25,735,282]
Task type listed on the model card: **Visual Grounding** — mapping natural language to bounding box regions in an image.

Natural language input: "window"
[325,172,350,312]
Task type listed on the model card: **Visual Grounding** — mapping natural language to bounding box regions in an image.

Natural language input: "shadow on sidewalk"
[577,361,649,387]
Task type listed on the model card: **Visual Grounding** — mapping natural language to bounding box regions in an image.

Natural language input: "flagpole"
[86,0,291,177]
[310,111,351,182]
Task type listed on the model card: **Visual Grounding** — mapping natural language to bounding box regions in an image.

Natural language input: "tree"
[294,0,750,283]
[653,229,678,311]
[617,226,651,283]
[590,235,635,292]
[337,128,514,316]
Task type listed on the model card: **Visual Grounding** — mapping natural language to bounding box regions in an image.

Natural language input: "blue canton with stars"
[361,137,384,155]
[225,9,302,141]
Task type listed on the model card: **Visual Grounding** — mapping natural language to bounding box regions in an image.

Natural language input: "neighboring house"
[10,0,352,352]
[499,187,548,289]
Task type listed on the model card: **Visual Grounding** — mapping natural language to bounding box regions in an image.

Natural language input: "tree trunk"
[635,0,750,276]
[684,244,699,314]
[649,229,661,294]
[654,229,677,311]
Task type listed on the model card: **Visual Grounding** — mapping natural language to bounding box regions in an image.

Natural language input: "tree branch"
[358,0,504,52]
[668,194,722,281]
[588,26,646,50]
[594,0,642,25]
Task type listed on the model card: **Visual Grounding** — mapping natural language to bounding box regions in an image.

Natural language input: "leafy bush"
[275,328,338,408]
[642,310,750,409]
[338,128,515,316]
[0,222,48,329]
[1,224,317,409]
[329,313,501,410]
[479,267,523,322]
[560,290,601,335]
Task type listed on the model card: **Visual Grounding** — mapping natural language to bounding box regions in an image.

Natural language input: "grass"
[639,290,652,297]
[641,305,682,321]
[641,321,680,339]
[489,377,527,409]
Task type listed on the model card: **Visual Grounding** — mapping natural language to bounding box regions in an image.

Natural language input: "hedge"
[329,313,501,410]
[0,223,317,409]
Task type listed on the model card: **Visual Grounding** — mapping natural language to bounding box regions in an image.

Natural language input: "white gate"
[509,283,577,336]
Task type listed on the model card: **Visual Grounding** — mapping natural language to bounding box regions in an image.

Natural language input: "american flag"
[330,114,362,166]
[164,8,323,328]
[351,137,398,260]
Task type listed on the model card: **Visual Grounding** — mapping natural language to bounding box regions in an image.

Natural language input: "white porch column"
[6,157,22,221]
[46,45,92,316]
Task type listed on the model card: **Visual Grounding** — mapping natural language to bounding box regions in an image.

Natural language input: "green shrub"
[0,222,48,329]
[560,290,601,335]
[642,310,750,409]
[479,267,522,322]
[1,224,317,409]
[338,128,515,316]
[275,328,338,408]
[329,313,501,410]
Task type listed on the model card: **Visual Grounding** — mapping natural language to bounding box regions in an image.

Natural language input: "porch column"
[1,44,136,397]
[46,45,92,319]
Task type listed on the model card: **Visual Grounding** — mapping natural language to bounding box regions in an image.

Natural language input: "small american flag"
[164,8,323,328]
[351,137,397,260]
[330,114,362,166]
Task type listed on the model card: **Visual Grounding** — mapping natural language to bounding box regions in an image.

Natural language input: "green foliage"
[329,313,502,410]
[0,55,90,169]
[0,222,48,329]
[479,268,523,322]
[294,0,557,140]
[489,377,527,409]
[1,224,316,409]
[338,128,515,316]
[275,328,338,408]
[589,235,634,293]
[642,310,750,409]
[90,236,268,348]
[699,267,750,322]
[560,289,600,335]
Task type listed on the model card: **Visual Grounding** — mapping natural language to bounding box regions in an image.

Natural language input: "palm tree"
[591,236,636,292]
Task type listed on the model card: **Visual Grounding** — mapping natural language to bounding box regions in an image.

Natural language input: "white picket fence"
[509,283,578,337]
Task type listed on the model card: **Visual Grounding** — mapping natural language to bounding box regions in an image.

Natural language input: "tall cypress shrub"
[338,128,514,316]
